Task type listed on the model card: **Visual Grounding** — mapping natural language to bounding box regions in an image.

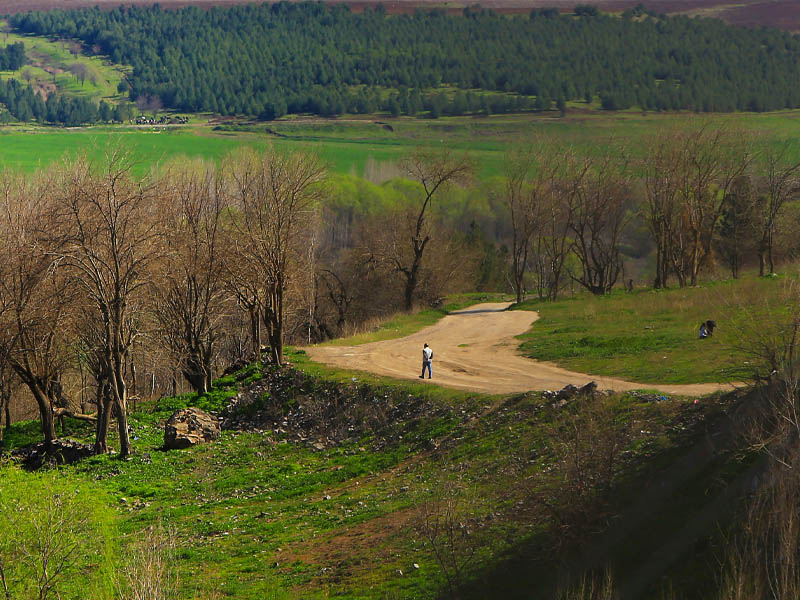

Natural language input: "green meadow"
[1,109,799,178]
[0,23,127,102]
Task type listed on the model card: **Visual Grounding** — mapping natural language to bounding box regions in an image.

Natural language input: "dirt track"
[306,302,734,397]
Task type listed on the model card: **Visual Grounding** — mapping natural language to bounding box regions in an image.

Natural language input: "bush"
[0,466,116,599]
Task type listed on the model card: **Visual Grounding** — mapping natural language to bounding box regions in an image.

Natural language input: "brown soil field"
[0,0,797,31]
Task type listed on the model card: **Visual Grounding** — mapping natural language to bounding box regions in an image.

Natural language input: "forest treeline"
[10,2,800,119]
[0,42,25,71]
[0,77,134,125]
[0,122,798,456]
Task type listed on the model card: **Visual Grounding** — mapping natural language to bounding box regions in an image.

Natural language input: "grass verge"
[512,274,789,385]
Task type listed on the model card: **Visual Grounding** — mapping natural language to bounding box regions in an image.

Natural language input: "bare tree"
[641,129,684,289]
[154,161,229,394]
[569,150,631,295]
[753,143,800,276]
[503,146,547,303]
[721,282,800,600]
[68,62,88,87]
[415,470,483,599]
[56,150,161,457]
[675,123,751,287]
[534,149,586,301]
[0,351,17,446]
[0,173,71,450]
[118,523,180,600]
[226,148,325,365]
[396,147,473,310]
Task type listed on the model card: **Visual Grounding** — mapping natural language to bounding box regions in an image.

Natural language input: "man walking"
[420,343,433,379]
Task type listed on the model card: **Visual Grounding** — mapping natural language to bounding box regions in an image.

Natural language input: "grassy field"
[512,273,791,385]
[0,109,799,179]
[0,22,127,102]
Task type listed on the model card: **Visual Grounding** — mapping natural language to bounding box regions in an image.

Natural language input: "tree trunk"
[404,237,427,311]
[130,361,137,398]
[767,231,776,275]
[94,381,112,454]
[114,379,131,457]
[29,382,57,451]
[182,355,209,395]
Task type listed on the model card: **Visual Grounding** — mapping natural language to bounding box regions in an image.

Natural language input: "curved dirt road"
[306,303,733,397]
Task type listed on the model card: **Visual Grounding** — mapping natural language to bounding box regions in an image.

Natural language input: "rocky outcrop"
[164,407,220,450]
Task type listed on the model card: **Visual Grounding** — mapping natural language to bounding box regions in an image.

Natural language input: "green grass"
[512,274,790,384]
[0,128,259,174]
[0,23,127,102]
[0,110,798,181]
[0,351,752,599]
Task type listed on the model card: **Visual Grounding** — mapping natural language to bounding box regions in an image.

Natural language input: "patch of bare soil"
[279,506,418,586]
[306,303,734,397]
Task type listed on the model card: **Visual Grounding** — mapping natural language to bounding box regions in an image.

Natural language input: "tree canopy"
[10,3,800,118]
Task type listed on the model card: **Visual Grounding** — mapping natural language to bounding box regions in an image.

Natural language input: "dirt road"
[306,302,733,397]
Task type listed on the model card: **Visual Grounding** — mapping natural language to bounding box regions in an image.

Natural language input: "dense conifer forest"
[9,2,800,119]
[0,42,25,71]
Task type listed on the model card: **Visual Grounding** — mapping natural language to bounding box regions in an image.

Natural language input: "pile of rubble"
[10,439,95,470]
[541,382,671,407]
[220,366,453,450]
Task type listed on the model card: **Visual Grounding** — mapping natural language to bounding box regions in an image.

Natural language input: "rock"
[164,407,220,450]
[556,384,579,400]
[579,381,598,397]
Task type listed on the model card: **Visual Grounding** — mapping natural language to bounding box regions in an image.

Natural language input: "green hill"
[3,274,792,598]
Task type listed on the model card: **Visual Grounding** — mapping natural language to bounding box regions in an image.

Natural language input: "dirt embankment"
[306,303,735,397]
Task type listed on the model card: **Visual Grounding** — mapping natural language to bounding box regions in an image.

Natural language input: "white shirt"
[423,347,433,362]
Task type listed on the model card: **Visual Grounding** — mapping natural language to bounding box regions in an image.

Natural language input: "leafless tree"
[503,146,548,303]
[716,175,756,279]
[722,282,800,599]
[641,129,684,289]
[56,150,162,457]
[68,62,88,87]
[642,123,751,287]
[118,523,180,600]
[675,123,751,286]
[396,147,474,310]
[0,173,72,450]
[226,147,325,365]
[153,161,230,394]
[569,150,632,295]
[533,148,587,301]
[753,143,800,276]
[415,470,483,599]
[0,351,17,446]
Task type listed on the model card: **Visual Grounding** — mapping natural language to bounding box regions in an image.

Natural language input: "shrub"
[0,466,116,599]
